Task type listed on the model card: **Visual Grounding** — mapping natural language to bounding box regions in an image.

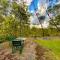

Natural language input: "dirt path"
[0,39,37,60]
[0,48,20,60]
[20,39,37,60]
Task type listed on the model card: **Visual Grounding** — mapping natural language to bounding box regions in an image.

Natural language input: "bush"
[5,34,16,41]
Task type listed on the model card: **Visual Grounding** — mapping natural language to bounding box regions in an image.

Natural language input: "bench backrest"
[12,40,24,47]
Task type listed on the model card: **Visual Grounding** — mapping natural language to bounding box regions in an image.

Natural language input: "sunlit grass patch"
[34,38,60,59]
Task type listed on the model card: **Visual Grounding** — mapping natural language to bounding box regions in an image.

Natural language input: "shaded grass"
[34,38,60,58]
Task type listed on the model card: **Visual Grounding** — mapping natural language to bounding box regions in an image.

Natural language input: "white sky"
[23,0,32,5]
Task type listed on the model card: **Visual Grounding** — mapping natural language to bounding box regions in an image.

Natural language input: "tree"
[12,2,30,37]
[0,0,30,38]
[49,14,60,31]
[47,4,60,32]
[0,0,9,15]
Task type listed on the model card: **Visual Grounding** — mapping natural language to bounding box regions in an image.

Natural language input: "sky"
[28,0,59,13]
[24,0,60,13]
[24,0,60,28]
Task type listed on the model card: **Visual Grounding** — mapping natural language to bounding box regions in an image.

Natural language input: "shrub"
[5,34,16,41]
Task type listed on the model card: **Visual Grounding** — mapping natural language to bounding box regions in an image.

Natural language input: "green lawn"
[34,38,60,59]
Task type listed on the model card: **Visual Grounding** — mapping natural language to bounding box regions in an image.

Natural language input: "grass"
[34,38,60,59]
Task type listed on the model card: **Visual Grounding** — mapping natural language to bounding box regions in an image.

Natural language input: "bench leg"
[12,47,16,53]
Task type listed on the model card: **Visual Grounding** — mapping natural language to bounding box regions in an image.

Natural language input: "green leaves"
[0,0,9,15]
[12,2,29,24]
[49,14,60,29]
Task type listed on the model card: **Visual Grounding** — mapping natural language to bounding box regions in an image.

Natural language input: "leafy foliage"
[49,14,60,31]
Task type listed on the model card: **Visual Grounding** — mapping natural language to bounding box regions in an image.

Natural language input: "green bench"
[12,38,25,54]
